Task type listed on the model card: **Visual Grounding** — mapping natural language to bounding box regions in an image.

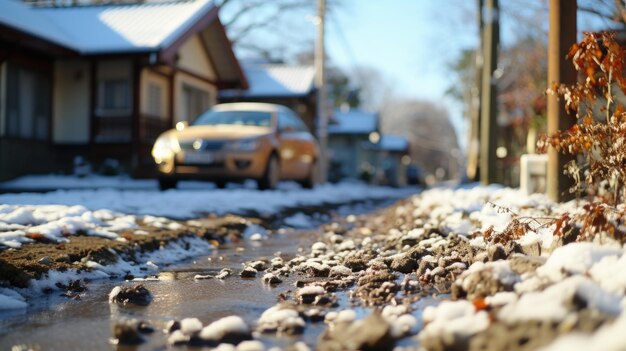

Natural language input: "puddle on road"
[0,200,436,350]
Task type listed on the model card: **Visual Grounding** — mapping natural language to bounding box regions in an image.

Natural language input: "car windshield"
[193,110,272,127]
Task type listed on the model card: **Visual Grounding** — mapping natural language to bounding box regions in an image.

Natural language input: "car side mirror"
[176,121,189,131]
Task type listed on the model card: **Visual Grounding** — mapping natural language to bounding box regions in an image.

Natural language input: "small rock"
[180,318,203,335]
[137,321,154,334]
[520,242,542,256]
[390,254,417,274]
[9,345,39,351]
[504,241,524,256]
[240,267,258,278]
[109,285,152,306]
[297,285,325,304]
[112,320,145,345]
[236,340,265,351]
[165,320,181,334]
[257,303,306,335]
[247,260,267,271]
[487,244,507,261]
[303,308,326,323]
[38,256,51,266]
[329,265,352,278]
[263,273,283,285]
[249,233,263,241]
[216,268,233,279]
[508,254,547,275]
[343,257,368,272]
[318,312,394,350]
[168,330,190,345]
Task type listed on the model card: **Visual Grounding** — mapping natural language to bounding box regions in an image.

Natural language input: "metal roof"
[328,108,378,135]
[378,135,409,152]
[0,0,214,54]
[220,64,315,98]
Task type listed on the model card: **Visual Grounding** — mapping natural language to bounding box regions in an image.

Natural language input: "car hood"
[172,125,272,141]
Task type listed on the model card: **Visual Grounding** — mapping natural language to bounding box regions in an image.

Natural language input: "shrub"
[539,32,626,205]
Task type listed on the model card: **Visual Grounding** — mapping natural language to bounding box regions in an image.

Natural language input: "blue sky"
[226,0,614,151]
[326,0,477,102]
[324,0,479,149]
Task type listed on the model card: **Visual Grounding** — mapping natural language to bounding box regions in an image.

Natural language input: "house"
[327,108,380,182]
[219,63,317,133]
[363,135,410,187]
[0,0,247,180]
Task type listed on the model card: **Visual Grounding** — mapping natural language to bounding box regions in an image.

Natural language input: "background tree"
[447,0,626,185]
[380,99,460,179]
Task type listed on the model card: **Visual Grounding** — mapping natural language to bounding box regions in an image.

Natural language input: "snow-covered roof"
[328,109,378,135]
[220,64,315,98]
[378,135,409,152]
[0,0,215,54]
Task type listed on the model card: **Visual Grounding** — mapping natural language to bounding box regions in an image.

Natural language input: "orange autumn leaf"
[473,298,489,311]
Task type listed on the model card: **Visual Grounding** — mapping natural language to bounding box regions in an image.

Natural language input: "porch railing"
[92,114,170,144]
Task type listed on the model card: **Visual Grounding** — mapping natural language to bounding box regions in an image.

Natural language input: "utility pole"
[315,0,328,183]
[547,0,576,201]
[480,0,499,184]
[467,0,484,181]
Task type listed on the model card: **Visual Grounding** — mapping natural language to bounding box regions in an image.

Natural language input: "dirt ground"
[0,214,259,288]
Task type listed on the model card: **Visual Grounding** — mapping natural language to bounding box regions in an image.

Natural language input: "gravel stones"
[451,264,519,300]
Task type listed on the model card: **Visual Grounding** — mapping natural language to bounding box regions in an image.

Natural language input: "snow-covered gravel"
[6,183,626,350]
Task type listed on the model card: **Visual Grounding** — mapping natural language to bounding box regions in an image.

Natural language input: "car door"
[277,111,312,180]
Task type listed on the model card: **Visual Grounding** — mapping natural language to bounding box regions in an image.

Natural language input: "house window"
[98,80,131,115]
[5,63,51,140]
[94,79,132,142]
[182,84,210,122]
[147,83,162,118]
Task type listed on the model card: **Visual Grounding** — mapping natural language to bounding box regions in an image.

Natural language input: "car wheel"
[300,160,317,189]
[158,178,178,191]
[258,155,279,190]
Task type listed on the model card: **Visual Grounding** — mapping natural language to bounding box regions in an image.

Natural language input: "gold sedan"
[152,102,319,190]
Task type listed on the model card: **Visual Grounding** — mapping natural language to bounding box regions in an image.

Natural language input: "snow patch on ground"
[3,235,212,309]
[0,182,415,219]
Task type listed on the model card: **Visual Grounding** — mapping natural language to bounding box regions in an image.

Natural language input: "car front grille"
[179,140,226,151]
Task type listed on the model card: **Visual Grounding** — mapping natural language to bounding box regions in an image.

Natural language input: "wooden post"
[547,0,576,202]
[315,0,328,183]
[480,0,499,184]
[467,0,484,181]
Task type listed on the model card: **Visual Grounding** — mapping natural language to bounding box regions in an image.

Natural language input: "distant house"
[327,108,380,182]
[0,0,247,180]
[219,63,317,132]
[363,135,410,187]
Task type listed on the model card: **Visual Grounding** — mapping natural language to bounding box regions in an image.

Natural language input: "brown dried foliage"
[539,32,626,204]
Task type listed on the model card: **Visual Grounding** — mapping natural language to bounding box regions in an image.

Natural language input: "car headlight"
[225,138,260,152]
[152,134,180,163]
